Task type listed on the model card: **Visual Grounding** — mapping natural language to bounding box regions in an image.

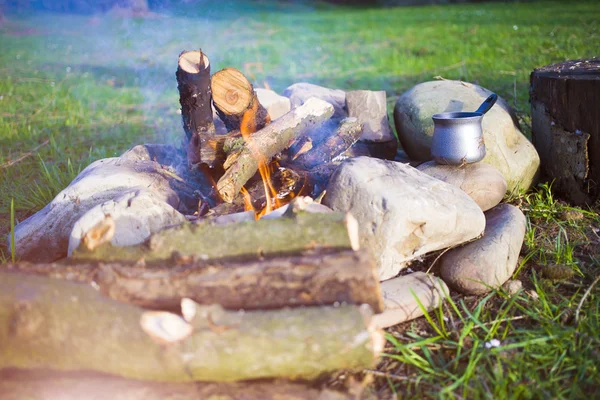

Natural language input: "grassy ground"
[1,0,599,398]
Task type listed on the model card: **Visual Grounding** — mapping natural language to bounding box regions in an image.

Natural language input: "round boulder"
[439,203,526,295]
[417,161,507,211]
[393,80,540,193]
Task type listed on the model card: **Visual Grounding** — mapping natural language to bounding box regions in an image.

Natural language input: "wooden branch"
[216,97,335,203]
[211,68,270,133]
[3,249,383,313]
[176,50,216,166]
[0,272,383,382]
[0,139,49,169]
[293,117,362,169]
[0,369,355,400]
[71,210,359,264]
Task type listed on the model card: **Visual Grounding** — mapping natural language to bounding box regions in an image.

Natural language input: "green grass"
[1,0,600,398]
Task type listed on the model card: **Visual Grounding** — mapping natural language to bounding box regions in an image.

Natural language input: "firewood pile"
[175,49,395,217]
[0,49,400,399]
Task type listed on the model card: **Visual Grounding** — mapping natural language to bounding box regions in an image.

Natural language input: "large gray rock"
[255,88,291,120]
[68,189,186,256]
[323,157,486,281]
[394,80,540,193]
[440,204,526,295]
[10,156,198,262]
[346,90,398,160]
[282,82,347,118]
[373,272,449,328]
[417,161,507,211]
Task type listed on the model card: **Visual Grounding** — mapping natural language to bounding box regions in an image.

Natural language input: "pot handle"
[475,94,498,115]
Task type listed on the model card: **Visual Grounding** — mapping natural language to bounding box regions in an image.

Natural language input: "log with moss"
[72,210,358,264]
[216,97,335,203]
[0,369,356,400]
[0,273,383,382]
[3,249,383,313]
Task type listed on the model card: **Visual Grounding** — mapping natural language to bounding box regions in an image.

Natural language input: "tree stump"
[530,58,600,204]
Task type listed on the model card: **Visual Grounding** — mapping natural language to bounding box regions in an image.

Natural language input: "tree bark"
[216,98,335,203]
[530,58,600,204]
[176,50,216,166]
[0,272,383,382]
[0,369,354,400]
[2,249,383,313]
[292,118,363,169]
[71,210,359,264]
[211,68,270,133]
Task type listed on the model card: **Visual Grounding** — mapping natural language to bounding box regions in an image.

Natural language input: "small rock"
[255,88,291,120]
[262,197,333,219]
[502,279,523,296]
[527,289,540,301]
[417,161,507,211]
[282,82,347,118]
[323,157,486,280]
[68,190,186,255]
[393,80,540,192]
[373,272,449,328]
[346,90,398,160]
[440,204,526,295]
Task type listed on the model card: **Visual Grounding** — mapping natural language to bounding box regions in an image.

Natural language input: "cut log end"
[178,50,210,74]
[212,68,254,115]
[140,311,193,344]
[345,213,360,251]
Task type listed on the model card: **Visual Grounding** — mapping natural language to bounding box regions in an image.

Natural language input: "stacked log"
[0,51,389,399]
[1,209,384,399]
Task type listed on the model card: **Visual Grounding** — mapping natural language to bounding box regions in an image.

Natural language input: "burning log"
[211,68,271,133]
[0,272,383,382]
[0,369,356,400]
[216,97,335,203]
[3,249,383,313]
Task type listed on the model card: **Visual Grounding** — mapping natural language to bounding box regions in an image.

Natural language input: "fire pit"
[3,49,534,399]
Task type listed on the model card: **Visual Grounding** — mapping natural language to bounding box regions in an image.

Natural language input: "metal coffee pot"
[430,93,498,165]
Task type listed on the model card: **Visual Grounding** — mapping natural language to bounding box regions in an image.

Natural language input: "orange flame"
[240,105,286,220]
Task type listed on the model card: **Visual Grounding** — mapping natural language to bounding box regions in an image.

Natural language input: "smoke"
[3,1,325,148]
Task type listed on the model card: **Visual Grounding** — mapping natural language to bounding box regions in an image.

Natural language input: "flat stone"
[440,204,526,295]
[68,190,186,255]
[282,82,347,118]
[373,272,449,328]
[10,157,199,262]
[393,80,540,192]
[346,90,398,160]
[323,157,486,280]
[255,88,291,120]
[417,161,507,211]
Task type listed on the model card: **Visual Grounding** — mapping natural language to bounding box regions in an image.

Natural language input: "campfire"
[2,47,403,399]
[4,45,532,399]
[174,49,384,221]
